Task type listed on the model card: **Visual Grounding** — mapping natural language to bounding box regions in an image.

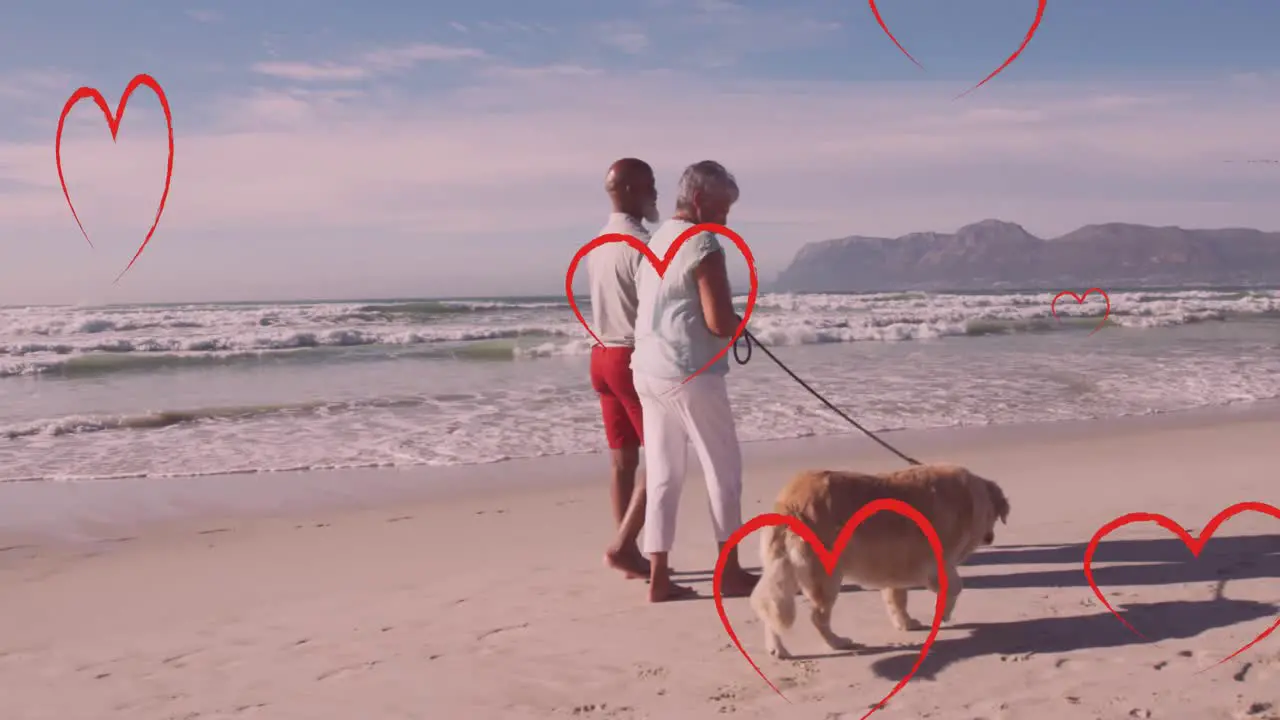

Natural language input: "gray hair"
[675,160,739,212]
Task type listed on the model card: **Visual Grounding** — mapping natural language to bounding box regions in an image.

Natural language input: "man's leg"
[636,375,698,602]
[597,348,649,578]
[608,444,640,526]
[604,443,649,578]
[679,374,758,597]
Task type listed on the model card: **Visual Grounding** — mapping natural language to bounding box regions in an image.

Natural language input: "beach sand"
[1,407,1279,720]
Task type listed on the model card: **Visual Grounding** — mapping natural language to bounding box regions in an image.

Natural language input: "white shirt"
[630,219,730,380]
[585,213,650,348]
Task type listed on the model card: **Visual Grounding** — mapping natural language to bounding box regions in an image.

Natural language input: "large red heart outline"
[868,0,1047,99]
[564,223,759,384]
[55,73,174,282]
[1082,501,1280,668]
[1051,287,1111,336]
[712,499,947,719]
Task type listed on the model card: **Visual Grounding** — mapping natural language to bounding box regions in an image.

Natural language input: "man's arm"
[693,250,740,337]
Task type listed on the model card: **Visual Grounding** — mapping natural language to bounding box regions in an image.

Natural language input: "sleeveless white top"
[630,219,731,380]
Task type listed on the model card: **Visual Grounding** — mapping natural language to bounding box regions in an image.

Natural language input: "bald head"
[604,158,659,223]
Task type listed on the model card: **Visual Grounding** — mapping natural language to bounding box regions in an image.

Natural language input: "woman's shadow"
[867,596,1278,682]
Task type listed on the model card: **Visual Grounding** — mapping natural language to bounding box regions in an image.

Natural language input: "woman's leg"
[635,374,696,602]
[677,373,758,596]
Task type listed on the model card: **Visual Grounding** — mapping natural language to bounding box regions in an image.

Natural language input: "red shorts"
[590,345,644,449]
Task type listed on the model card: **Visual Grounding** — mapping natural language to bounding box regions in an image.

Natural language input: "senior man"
[587,157,661,579]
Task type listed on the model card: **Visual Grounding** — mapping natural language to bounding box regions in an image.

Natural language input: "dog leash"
[732,328,923,467]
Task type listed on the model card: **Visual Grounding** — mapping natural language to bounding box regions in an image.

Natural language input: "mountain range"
[771,220,1280,292]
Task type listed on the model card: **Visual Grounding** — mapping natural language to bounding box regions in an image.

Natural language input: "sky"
[1,0,1279,305]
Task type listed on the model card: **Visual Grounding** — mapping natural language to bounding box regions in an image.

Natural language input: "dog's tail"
[750,522,800,633]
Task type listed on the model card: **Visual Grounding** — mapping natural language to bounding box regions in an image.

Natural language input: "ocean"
[2,288,1279,483]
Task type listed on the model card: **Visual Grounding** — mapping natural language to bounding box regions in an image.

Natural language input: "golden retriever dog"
[749,464,1009,659]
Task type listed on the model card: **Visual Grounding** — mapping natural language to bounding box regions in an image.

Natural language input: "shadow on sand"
[867,597,1278,682]
[692,533,1280,676]
[679,533,1280,590]
[962,533,1280,591]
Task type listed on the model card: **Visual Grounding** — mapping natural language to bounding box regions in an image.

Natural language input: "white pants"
[634,372,744,555]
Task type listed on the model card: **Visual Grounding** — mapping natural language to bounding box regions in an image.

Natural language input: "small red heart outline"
[55,73,174,283]
[868,0,1047,99]
[1051,287,1111,336]
[564,223,759,384]
[712,499,947,719]
[1082,501,1280,669]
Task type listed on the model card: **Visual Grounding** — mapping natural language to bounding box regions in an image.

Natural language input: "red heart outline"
[55,73,174,283]
[1082,501,1280,669]
[564,223,759,384]
[712,499,947,719]
[868,0,1047,99]
[1051,287,1111,336]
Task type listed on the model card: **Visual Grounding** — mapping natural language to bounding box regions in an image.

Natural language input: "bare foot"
[649,574,699,602]
[718,569,760,598]
[604,548,650,579]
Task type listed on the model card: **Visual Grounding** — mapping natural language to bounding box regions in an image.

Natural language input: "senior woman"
[630,160,758,602]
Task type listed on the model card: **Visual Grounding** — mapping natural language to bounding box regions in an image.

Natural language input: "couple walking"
[584,157,757,602]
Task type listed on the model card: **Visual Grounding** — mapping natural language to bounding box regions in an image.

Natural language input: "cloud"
[473,20,556,35]
[12,72,1279,232]
[251,42,487,82]
[603,31,650,54]
[250,61,369,82]
[186,9,221,24]
[594,22,651,55]
[2,66,1279,303]
[649,1,844,69]
[0,69,74,101]
[482,64,604,80]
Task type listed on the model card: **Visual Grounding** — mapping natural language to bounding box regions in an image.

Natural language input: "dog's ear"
[986,479,1010,524]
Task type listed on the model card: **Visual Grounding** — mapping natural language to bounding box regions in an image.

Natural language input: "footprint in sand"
[315,659,382,681]
[632,662,667,680]
[569,703,636,717]
[791,659,820,677]
[161,650,202,668]
[708,685,741,702]
[477,622,530,641]
[1238,701,1277,719]
[770,675,800,691]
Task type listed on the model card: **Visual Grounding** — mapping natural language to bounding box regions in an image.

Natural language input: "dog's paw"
[892,616,926,632]
[767,641,792,659]
[826,635,861,652]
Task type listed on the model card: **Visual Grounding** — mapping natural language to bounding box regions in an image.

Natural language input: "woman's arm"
[693,250,739,337]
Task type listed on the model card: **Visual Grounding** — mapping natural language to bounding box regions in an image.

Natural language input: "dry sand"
[1,406,1278,720]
